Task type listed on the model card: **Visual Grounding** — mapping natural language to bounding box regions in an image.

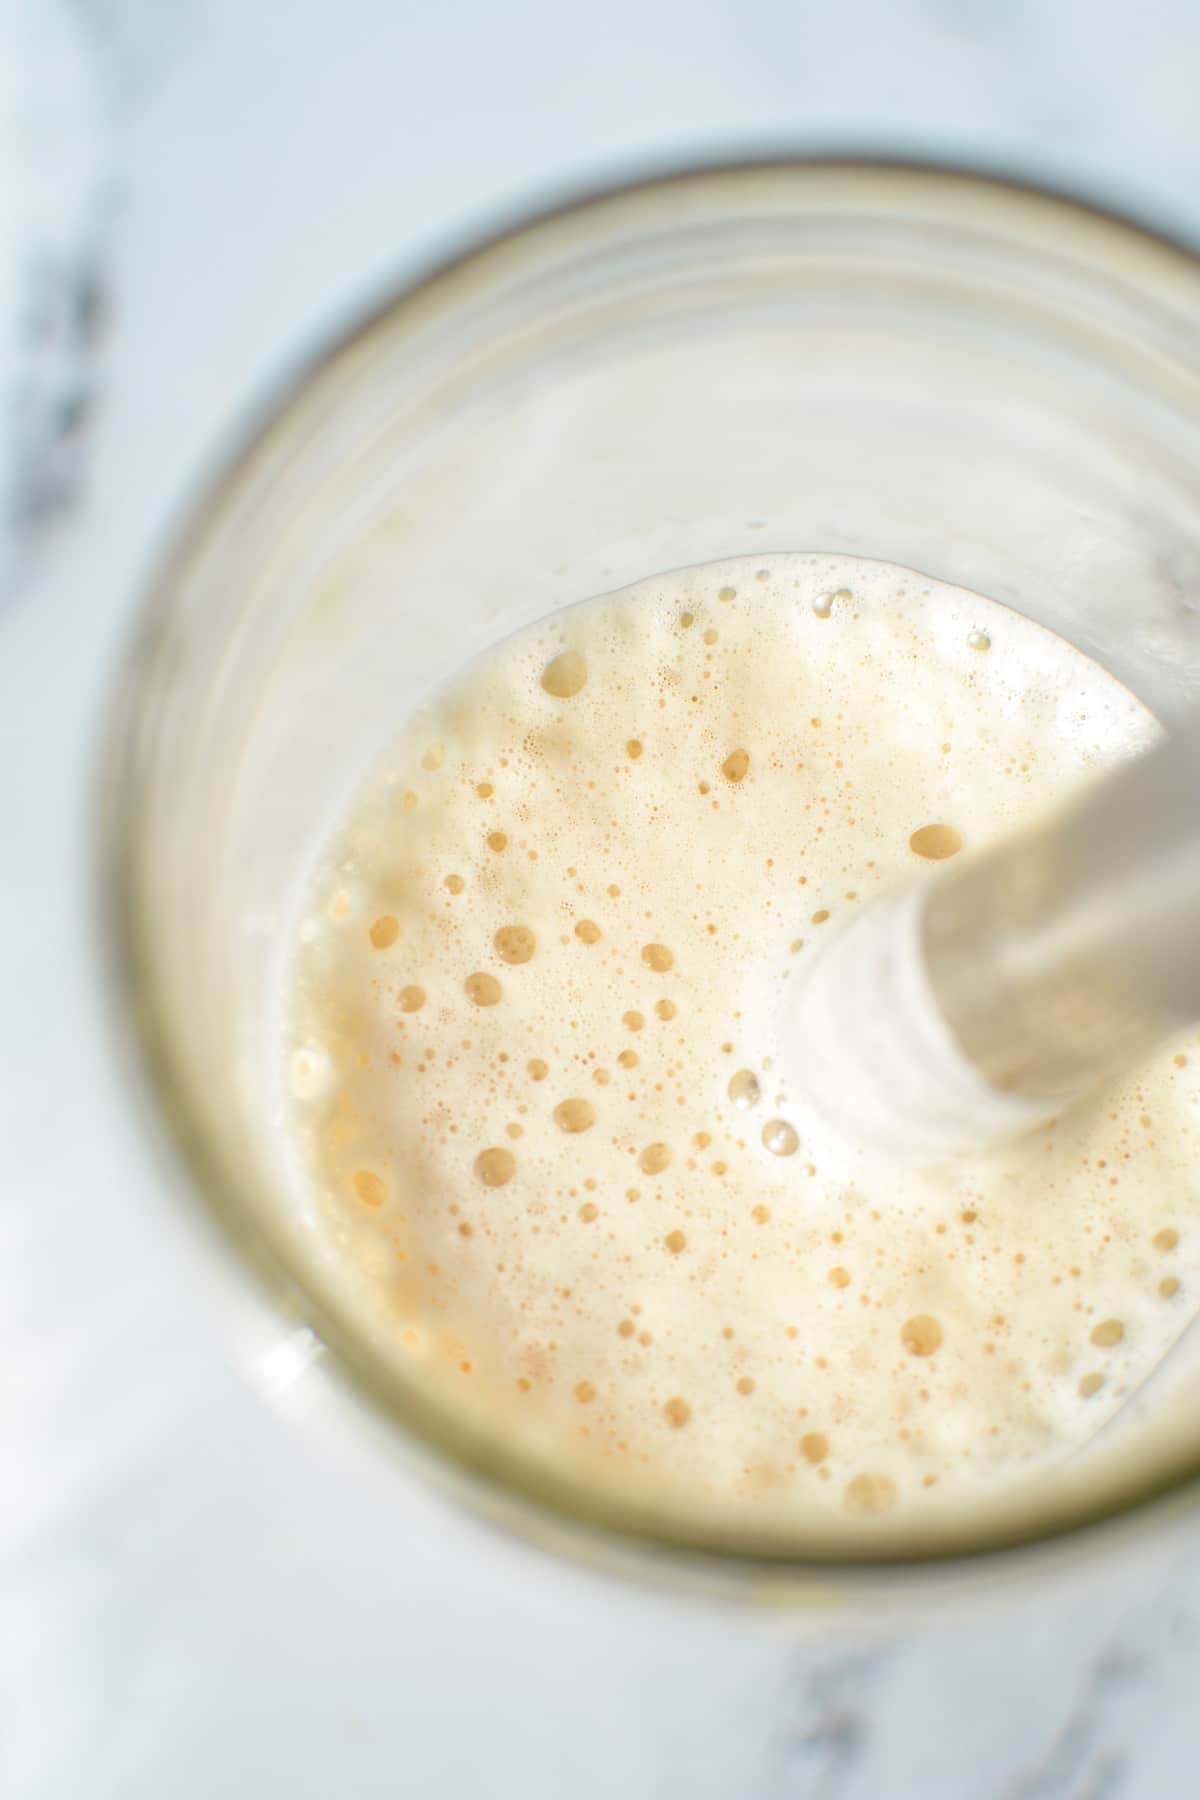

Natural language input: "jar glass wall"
[101,161,1200,1596]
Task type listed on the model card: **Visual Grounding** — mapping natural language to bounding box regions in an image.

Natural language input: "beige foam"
[284,553,1200,1543]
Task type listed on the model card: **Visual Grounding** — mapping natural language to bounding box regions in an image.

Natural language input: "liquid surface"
[284,554,1199,1545]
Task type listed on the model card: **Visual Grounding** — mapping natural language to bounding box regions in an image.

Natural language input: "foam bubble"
[475,1147,516,1187]
[465,972,502,1006]
[541,651,588,698]
[495,925,537,965]
[554,1098,596,1134]
[908,823,962,860]
[762,1119,799,1157]
[728,1069,760,1110]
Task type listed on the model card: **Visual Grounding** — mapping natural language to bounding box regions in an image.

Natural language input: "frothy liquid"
[284,555,1199,1544]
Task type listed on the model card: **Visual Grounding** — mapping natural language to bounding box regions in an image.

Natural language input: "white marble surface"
[8,3,1200,1795]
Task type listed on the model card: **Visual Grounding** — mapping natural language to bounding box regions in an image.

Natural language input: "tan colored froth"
[286,552,1197,1543]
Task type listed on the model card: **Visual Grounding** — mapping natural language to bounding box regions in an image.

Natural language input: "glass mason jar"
[100,160,1200,1604]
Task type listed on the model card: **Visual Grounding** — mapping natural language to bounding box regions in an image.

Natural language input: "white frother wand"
[782,724,1200,1160]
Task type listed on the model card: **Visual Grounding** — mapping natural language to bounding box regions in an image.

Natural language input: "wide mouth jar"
[100,158,1200,1601]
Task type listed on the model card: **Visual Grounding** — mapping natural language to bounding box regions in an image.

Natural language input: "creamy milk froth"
[283,554,1199,1543]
